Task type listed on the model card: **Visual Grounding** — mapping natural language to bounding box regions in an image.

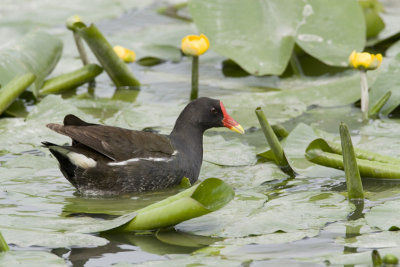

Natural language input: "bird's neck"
[170,115,206,154]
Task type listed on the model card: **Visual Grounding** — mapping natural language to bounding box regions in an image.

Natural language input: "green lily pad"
[2,228,108,248]
[365,199,400,230]
[338,231,400,249]
[177,191,351,237]
[0,30,62,97]
[203,135,257,166]
[370,54,400,115]
[0,250,66,267]
[155,229,222,248]
[273,123,343,177]
[189,0,364,75]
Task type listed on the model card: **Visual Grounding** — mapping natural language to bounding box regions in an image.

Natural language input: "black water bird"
[43,97,244,195]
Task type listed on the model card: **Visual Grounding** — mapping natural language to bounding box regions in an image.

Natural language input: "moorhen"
[43,97,244,195]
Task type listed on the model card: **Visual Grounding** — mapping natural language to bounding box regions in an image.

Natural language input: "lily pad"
[0,30,62,97]
[365,199,400,230]
[177,191,351,237]
[189,0,365,75]
[0,250,66,267]
[370,54,400,115]
[2,228,108,248]
[203,135,257,166]
[109,178,234,232]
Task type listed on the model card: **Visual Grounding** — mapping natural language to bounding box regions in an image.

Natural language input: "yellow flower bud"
[181,34,209,56]
[349,51,382,70]
[113,45,136,63]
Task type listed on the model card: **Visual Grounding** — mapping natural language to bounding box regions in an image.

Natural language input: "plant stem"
[73,32,89,65]
[372,250,382,267]
[289,52,303,76]
[360,70,369,120]
[0,231,9,252]
[340,122,364,200]
[190,56,199,100]
[69,23,140,87]
[255,107,295,176]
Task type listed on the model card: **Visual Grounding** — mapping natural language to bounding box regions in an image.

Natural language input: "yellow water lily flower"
[349,51,382,70]
[113,45,136,63]
[181,34,209,56]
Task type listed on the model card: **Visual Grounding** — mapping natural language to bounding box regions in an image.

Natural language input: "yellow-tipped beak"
[220,101,245,135]
[229,124,245,134]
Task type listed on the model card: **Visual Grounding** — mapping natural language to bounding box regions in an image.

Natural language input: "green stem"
[255,107,294,176]
[372,250,382,267]
[68,22,140,87]
[369,91,391,117]
[39,64,103,95]
[73,32,89,65]
[360,70,369,120]
[0,73,36,115]
[190,56,199,100]
[0,231,9,252]
[340,122,364,200]
[289,52,303,76]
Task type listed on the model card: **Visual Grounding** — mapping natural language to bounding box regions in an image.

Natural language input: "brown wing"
[47,115,175,161]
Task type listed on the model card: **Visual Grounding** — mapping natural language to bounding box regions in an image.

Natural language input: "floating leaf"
[189,0,365,75]
[0,250,66,267]
[0,73,35,115]
[203,135,257,166]
[0,30,62,97]
[39,64,103,95]
[2,228,108,248]
[260,123,343,178]
[306,137,400,179]
[177,191,351,237]
[106,178,234,232]
[155,228,222,248]
[366,200,400,230]
[370,54,400,115]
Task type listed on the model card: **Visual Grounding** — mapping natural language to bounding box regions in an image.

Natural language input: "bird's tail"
[42,142,80,188]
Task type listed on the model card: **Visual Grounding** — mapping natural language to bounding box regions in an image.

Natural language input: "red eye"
[211,107,217,114]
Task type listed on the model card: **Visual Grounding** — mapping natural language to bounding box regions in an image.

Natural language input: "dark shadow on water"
[52,229,222,267]
[261,177,296,199]
[62,186,183,217]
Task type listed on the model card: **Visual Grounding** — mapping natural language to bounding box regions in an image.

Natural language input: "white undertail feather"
[67,152,97,168]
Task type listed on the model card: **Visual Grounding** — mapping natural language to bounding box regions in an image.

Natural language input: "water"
[1,1,400,266]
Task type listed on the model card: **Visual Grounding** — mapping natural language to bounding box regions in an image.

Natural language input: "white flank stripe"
[68,152,97,168]
[108,157,172,166]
